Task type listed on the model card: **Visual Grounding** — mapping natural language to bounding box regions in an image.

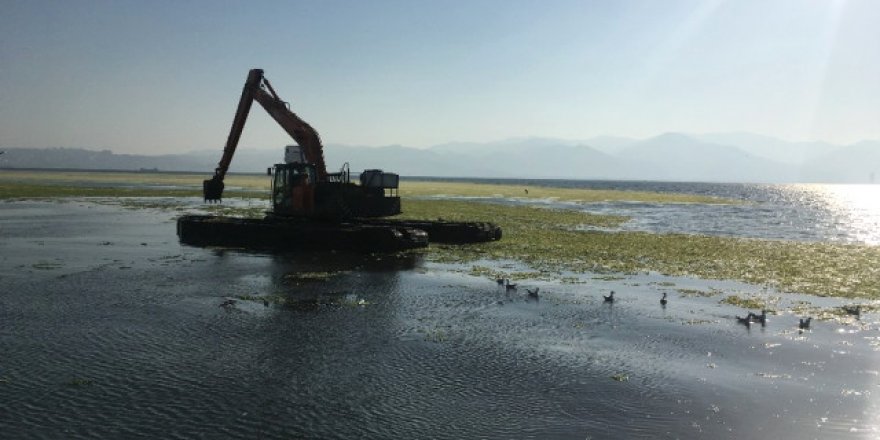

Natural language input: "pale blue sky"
[1,0,878,153]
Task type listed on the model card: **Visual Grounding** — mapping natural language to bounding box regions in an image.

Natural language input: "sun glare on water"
[797,184,880,245]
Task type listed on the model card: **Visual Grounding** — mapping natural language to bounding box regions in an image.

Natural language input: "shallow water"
[421,179,880,245]
[1,201,879,439]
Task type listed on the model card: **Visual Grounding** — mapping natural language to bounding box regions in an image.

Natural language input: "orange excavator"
[178,69,500,252]
[203,68,400,220]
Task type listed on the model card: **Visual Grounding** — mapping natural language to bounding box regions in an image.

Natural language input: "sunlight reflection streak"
[791,184,880,245]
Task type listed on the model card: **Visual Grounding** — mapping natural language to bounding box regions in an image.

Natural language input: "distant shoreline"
[1,167,877,187]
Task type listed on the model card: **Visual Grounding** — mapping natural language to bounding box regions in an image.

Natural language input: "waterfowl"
[496,277,505,286]
[735,315,751,327]
[219,299,237,308]
[843,305,861,317]
[660,292,668,306]
[505,280,517,292]
[741,310,767,325]
[799,317,812,329]
[603,291,615,303]
[527,288,539,300]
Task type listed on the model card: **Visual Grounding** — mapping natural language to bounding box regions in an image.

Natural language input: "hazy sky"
[2,0,878,154]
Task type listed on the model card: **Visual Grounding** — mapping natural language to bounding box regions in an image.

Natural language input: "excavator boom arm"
[203,68,327,202]
[253,87,328,180]
[213,69,263,181]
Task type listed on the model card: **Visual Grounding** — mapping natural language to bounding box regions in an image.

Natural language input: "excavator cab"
[271,162,316,216]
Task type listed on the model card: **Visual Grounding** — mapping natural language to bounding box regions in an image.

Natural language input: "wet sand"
[1,200,878,439]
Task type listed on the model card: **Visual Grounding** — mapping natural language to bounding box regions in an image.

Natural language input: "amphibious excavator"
[177,69,501,252]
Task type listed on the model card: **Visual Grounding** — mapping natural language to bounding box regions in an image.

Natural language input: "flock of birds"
[498,277,672,308]
[736,305,862,331]
[218,277,865,332]
[496,277,864,331]
[498,277,626,306]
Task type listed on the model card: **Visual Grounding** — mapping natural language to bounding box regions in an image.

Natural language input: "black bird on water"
[736,310,766,327]
[603,291,615,303]
[219,299,237,308]
[527,288,539,300]
[748,310,768,325]
[660,292,668,306]
[843,305,861,317]
[799,317,812,330]
[505,280,517,292]
[496,277,505,286]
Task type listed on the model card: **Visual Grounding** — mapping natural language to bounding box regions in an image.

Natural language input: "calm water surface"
[1,199,879,439]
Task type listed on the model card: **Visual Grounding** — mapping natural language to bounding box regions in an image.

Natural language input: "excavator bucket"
[203,176,224,202]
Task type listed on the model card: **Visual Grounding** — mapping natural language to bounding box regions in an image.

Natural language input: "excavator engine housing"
[270,163,400,220]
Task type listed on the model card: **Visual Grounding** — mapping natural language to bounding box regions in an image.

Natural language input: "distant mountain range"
[1,132,877,183]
